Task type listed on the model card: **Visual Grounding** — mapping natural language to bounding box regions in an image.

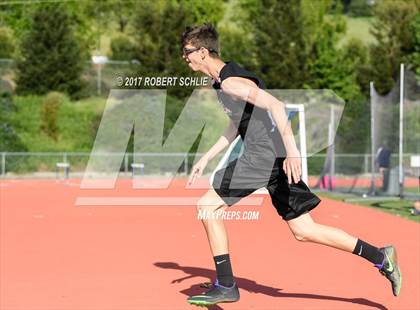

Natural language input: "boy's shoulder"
[220,61,265,89]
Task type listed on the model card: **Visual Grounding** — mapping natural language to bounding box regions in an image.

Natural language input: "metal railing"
[0,152,207,177]
[1,152,418,178]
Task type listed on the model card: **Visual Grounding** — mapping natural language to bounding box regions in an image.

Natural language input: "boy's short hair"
[181,23,219,57]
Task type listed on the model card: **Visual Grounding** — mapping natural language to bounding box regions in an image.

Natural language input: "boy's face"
[182,43,205,72]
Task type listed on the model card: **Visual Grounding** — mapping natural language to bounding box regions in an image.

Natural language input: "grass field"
[10,95,105,152]
[317,191,420,223]
[339,16,376,46]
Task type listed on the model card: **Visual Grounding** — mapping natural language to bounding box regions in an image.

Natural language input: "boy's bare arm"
[202,119,238,162]
[188,120,238,185]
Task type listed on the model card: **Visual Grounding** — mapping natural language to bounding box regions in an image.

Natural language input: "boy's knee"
[291,225,315,242]
[293,233,310,242]
[196,197,224,214]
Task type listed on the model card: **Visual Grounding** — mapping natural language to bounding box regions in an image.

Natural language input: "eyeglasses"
[182,46,201,56]
[182,46,218,56]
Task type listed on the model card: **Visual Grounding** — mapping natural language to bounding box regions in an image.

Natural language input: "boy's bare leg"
[197,189,230,256]
[196,190,236,287]
[286,213,357,251]
[287,212,402,296]
[187,189,240,306]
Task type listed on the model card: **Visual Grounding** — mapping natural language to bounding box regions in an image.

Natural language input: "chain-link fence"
[2,152,417,178]
[1,152,417,198]
[0,152,225,178]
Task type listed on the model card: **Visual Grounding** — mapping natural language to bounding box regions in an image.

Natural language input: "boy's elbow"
[269,99,286,113]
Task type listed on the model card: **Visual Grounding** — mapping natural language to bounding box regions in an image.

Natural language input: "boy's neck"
[203,58,226,82]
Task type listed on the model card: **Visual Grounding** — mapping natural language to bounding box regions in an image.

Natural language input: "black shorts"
[212,156,321,221]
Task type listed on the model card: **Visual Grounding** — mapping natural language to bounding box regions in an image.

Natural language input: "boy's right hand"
[188,157,208,185]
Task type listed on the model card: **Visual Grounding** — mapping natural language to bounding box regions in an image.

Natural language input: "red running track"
[1,178,419,310]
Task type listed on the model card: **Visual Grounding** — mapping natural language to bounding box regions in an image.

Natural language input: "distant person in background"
[375,141,391,192]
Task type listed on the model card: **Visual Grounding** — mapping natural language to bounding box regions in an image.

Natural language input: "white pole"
[184,153,188,175]
[329,104,335,190]
[299,104,308,184]
[1,152,5,177]
[370,82,376,194]
[124,154,128,173]
[97,66,102,96]
[399,64,404,196]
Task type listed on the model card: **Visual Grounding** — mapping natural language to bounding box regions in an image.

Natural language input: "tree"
[117,0,225,152]
[0,1,94,55]
[305,21,361,102]
[0,1,32,41]
[301,0,370,154]
[305,17,369,153]
[108,0,136,33]
[0,93,26,152]
[347,0,374,17]
[217,23,256,69]
[0,26,15,58]
[110,33,137,61]
[129,0,224,99]
[16,3,87,98]
[252,0,308,89]
[367,0,419,95]
[301,0,332,55]
[405,13,420,82]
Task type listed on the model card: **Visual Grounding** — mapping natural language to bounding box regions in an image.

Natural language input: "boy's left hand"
[283,150,302,184]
